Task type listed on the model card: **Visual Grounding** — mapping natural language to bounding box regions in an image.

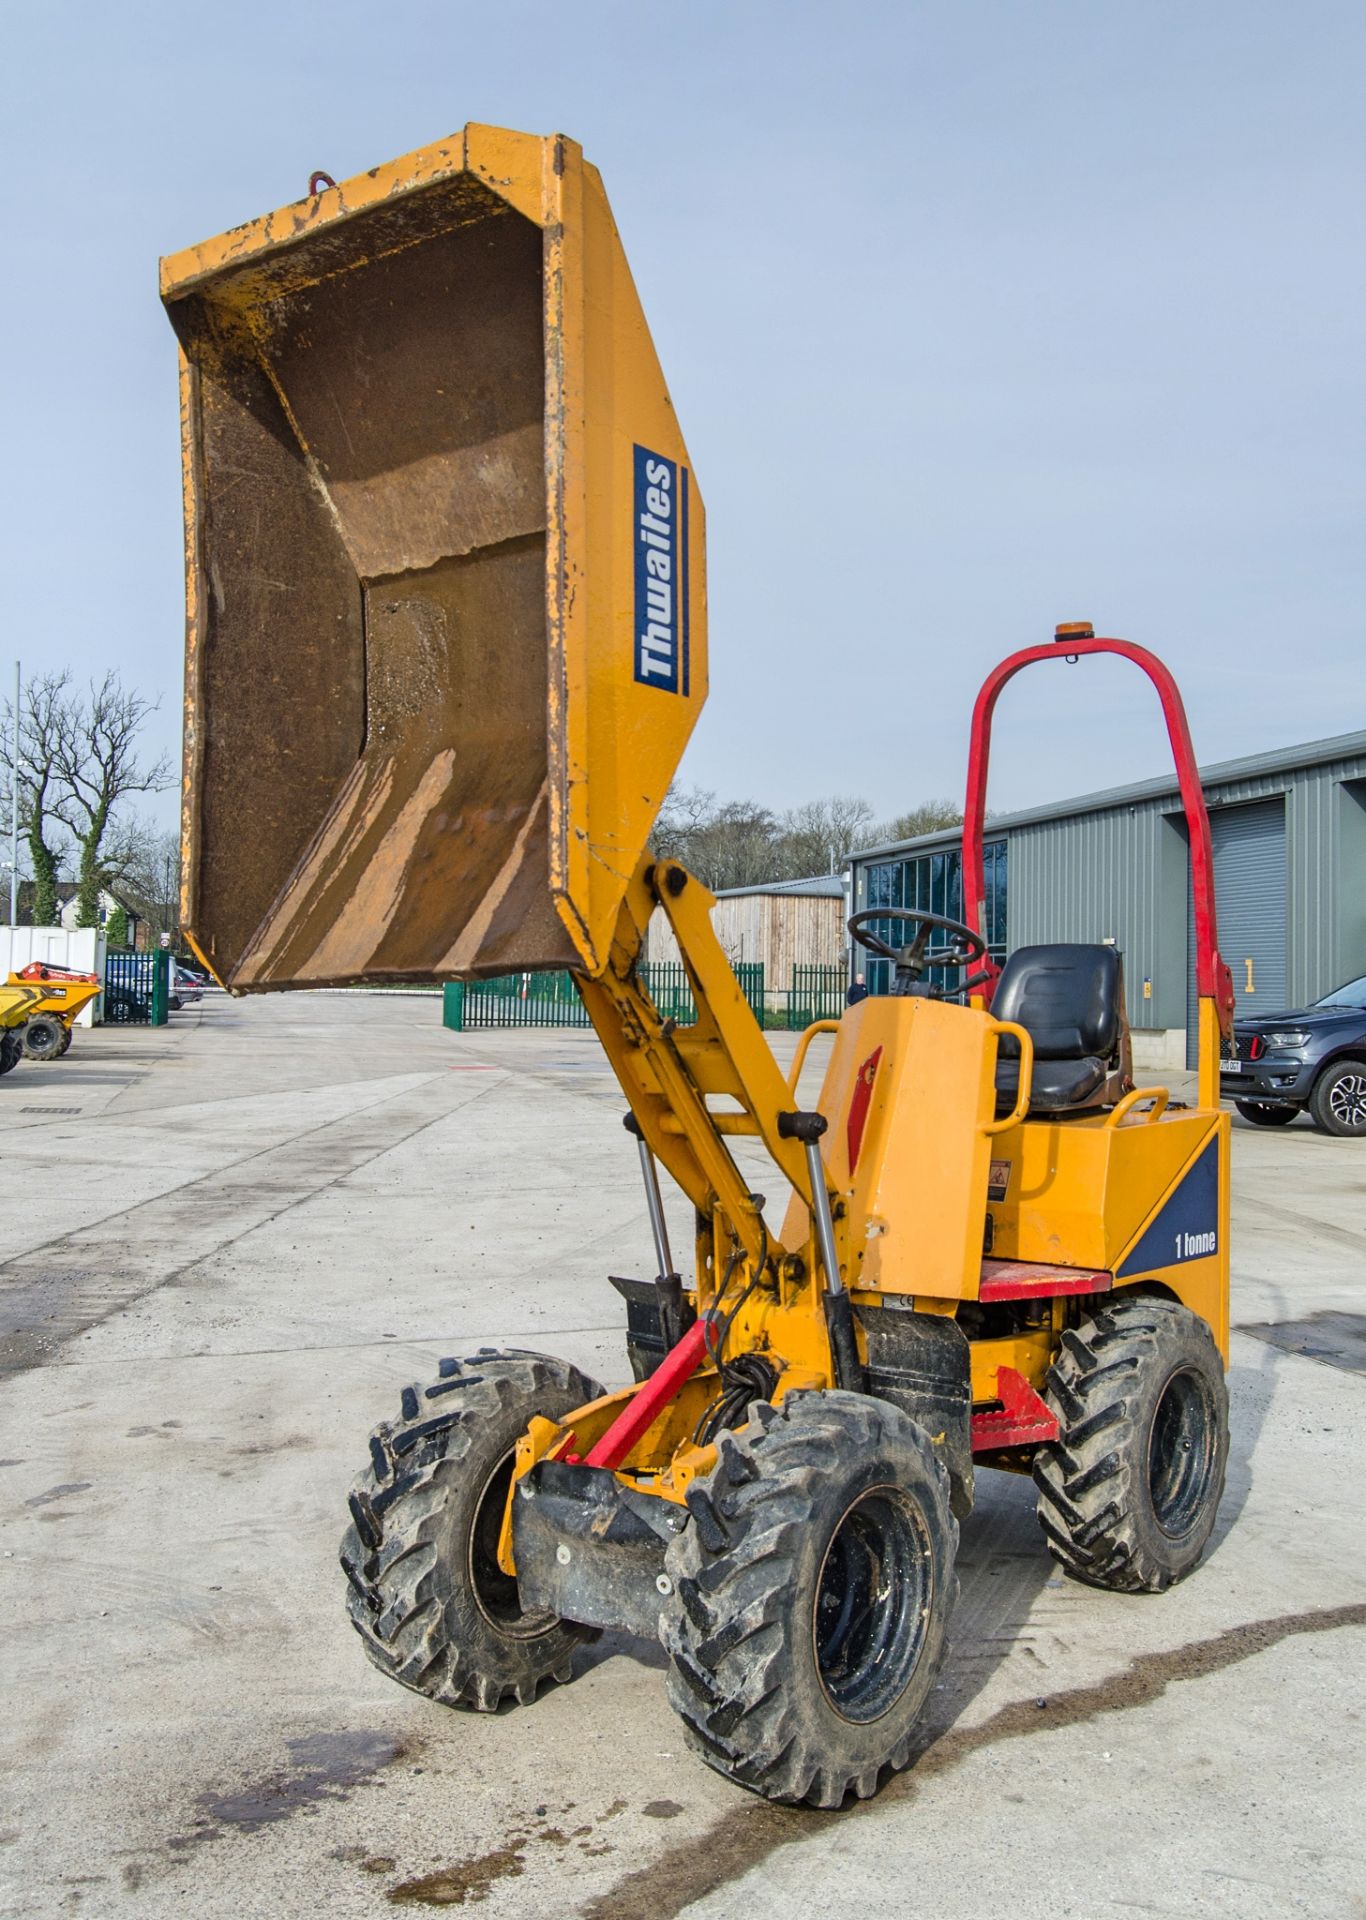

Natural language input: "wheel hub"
[1328,1073,1366,1129]
[1148,1366,1218,1538]
[814,1485,932,1723]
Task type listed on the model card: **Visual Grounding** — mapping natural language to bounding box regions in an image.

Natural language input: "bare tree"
[875,798,964,843]
[776,796,877,876]
[649,785,973,894]
[651,784,720,862]
[654,794,783,891]
[118,823,183,942]
[1,671,77,925]
[54,675,174,929]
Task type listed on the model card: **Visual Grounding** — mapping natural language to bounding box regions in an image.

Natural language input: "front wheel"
[1234,1100,1296,1127]
[662,1392,957,1808]
[1309,1061,1366,1138]
[1034,1296,1229,1593]
[22,1016,66,1062]
[0,1031,23,1076]
[341,1350,605,1711]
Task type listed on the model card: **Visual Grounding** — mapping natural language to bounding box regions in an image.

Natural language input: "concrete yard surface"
[1,993,1364,1919]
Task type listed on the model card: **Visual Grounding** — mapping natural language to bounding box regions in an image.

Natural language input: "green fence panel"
[454,961,767,1031]
[150,950,171,1026]
[639,961,765,1024]
[461,971,592,1029]
[442,982,466,1031]
[104,949,161,1025]
[786,965,846,1029]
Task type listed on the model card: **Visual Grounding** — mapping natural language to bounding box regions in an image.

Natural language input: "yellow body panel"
[988,1107,1217,1269]
[163,124,705,990]
[5,976,99,1027]
[0,984,45,1029]
[781,996,1001,1301]
[546,151,707,974]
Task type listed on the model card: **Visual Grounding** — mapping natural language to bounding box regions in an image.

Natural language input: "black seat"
[992,943,1124,1117]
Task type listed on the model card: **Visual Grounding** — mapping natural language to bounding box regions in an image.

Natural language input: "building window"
[860,842,1007,994]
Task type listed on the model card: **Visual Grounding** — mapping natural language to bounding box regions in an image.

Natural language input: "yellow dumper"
[164,126,1236,1807]
[6,965,100,1061]
[0,981,47,1076]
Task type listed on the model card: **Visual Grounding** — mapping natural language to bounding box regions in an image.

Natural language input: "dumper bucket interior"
[162,125,706,989]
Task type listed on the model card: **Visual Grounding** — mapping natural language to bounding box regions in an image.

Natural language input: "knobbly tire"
[1034,1295,1229,1593]
[0,1031,22,1076]
[22,1016,65,1063]
[341,1349,605,1711]
[662,1390,957,1809]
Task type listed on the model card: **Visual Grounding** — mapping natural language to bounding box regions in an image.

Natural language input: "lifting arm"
[573,855,818,1268]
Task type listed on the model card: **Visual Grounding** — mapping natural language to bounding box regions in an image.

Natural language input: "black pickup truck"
[1221,973,1366,1136]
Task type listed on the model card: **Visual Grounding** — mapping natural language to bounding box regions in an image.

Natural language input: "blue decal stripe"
[1116,1138,1220,1277]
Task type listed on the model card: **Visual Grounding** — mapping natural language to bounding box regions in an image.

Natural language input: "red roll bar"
[961,635,1234,1037]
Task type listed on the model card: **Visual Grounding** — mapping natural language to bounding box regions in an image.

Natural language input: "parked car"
[1221,973,1366,1136]
[102,983,148,1023]
[169,967,205,1012]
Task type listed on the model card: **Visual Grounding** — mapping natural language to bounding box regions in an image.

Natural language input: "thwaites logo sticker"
[633,444,690,694]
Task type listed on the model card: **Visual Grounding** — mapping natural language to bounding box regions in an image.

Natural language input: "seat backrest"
[992,944,1123,1060]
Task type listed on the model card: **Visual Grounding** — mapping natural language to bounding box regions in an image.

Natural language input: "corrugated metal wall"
[1010,808,1174,1030]
[1009,748,1366,1026]
[1185,798,1288,1064]
[851,744,1366,1035]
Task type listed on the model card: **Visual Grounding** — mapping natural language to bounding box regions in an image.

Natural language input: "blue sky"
[2,1,1362,833]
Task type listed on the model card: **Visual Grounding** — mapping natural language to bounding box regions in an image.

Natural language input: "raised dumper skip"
[162,125,1236,1808]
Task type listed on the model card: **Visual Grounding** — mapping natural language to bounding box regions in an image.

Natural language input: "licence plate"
[1222,1059,1244,1074]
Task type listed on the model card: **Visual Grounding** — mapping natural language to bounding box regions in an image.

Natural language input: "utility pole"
[8,662,17,929]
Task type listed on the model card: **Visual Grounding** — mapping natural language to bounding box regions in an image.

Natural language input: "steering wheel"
[847,908,989,998]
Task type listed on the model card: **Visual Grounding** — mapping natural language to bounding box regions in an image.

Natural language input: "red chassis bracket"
[970,1365,1059,1451]
[979,1259,1110,1302]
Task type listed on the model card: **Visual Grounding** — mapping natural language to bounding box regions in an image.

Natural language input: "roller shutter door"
[1187,797,1287,1067]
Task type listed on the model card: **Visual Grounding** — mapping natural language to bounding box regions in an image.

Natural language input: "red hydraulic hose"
[583,1318,709,1471]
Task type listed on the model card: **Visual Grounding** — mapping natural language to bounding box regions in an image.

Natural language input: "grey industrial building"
[848,730,1366,1071]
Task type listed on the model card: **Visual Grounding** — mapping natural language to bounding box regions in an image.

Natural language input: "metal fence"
[444,972,589,1031]
[444,962,767,1031]
[782,965,847,1028]
[103,949,170,1026]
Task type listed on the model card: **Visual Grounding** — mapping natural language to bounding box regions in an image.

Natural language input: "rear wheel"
[341,1349,604,1711]
[22,1016,65,1062]
[56,1026,73,1056]
[1234,1100,1296,1127]
[662,1391,957,1807]
[1309,1061,1366,1138]
[1034,1296,1228,1593]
